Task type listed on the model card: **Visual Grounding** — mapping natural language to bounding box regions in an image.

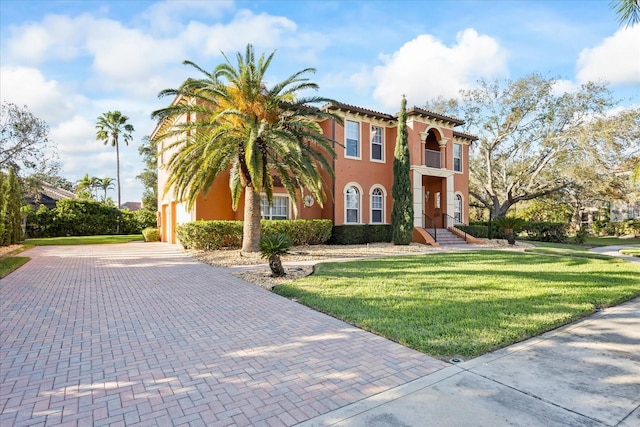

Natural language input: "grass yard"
[274,250,640,359]
[620,247,640,257]
[583,236,640,246]
[25,234,143,246]
[524,241,613,259]
[0,256,30,279]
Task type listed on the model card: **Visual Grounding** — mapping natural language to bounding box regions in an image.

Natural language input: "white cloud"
[576,24,640,84]
[141,0,234,34]
[0,66,88,122]
[370,29,508,109]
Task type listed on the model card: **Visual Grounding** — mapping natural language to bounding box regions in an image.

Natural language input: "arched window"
[454,194,463,223]
[345,186,360,223]
[370,187,384,223]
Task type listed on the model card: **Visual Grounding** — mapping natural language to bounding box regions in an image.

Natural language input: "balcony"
[425,149,441,168]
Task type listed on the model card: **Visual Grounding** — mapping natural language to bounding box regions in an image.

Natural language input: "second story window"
[371,126,384,161]
[346,120,359,158]
[453,143,462,172]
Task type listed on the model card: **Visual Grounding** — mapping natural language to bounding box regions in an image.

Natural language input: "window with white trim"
[346,121,360,158]
[371,126,384,161]
[454,194,463,223]
[371,187,384,223]
[261,196,288,220]
[346,186,360,223]
[453,143,462,172]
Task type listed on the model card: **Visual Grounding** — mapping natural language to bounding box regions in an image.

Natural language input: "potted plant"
[493,216,524,245]
[259,233,292,277]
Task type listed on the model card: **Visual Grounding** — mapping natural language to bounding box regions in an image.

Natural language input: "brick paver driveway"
[1,243,447,426]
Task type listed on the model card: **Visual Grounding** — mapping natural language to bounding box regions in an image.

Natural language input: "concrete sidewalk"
[590,245,640,264]
[300,297,640,427]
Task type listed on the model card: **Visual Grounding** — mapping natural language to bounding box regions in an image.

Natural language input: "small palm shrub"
[260,233,292,277]
[493,216,524,245]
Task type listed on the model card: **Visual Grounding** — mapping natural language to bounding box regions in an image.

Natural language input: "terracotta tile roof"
[404,106,465,126]
[41,182,77,200]
[322,102,394,120]
[453,130,478,141]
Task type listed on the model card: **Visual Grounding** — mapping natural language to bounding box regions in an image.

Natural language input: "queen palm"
[99,177,115,201]
[96,111,134,209]
[152,44,340,252]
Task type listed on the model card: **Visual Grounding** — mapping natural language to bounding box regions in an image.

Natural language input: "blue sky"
[1,0,638,204]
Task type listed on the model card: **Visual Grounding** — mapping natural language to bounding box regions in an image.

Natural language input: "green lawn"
[0,256,30,279]
[274,250,640,359]
[525,241,613,259]
[620,247,640,257]
[25,234,143,246]
[583,236,640,246]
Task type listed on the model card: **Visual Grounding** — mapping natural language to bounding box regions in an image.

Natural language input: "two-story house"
[153,100,477,245]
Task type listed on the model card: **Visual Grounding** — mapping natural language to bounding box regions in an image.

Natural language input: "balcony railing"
[425,149,441,168]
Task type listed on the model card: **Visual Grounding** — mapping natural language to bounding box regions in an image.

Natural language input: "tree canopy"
[152,44,340,252]
[427,74,639,218]
[0,102,59,177]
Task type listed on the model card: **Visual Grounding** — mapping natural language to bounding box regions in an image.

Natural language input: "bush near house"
[593,219,640,237]
[142,228,161,242]
[175,219,332,250]
[329,224,392,245]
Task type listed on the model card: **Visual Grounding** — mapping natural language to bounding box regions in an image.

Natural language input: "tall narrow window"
[346,121,359,158]
[346,186,360,223]
[261,196,288,220]
[371,187,384,223]
[454,194,463,223]
[453,143,462,172]
[371,126,384,161]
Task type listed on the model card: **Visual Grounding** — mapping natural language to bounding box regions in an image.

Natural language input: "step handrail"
[423,212,437,242]
[442,213,468,242]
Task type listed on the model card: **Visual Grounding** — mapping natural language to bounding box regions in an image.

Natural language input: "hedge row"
[592,219,640,237]
[463,221,569,243]
[26,199,156,237]
[175,219,333,250]
[329,224,392,245]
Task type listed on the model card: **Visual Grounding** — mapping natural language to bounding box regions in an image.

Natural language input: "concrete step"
[425,228,468,246]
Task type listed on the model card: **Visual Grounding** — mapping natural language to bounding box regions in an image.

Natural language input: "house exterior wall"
[154,101,475,244]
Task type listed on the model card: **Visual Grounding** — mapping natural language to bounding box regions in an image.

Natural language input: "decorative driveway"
[1,243,447,426]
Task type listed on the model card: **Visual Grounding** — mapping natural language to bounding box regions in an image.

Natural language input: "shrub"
[329,224,393,245]
[260,233,292,277]
[176,220,243,250]
[142,228,160,242]
[176,219,332,250]
[522,221,568,243]
[457,225,489,238]
[135,209,157,230]
[262,219,332,245]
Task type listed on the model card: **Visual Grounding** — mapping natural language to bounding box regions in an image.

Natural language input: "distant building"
[120,201,142,211]
[25,182,76,209]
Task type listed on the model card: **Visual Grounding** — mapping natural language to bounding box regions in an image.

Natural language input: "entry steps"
[427,228,468,246]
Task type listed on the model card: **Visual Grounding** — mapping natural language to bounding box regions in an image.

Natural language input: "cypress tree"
[0,172,5,243]
[2,167,23,245]
[391,96,414,245]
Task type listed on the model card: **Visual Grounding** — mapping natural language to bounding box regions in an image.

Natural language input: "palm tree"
[611,0,640,26]
[91,176,101,200]
[99,177,115,201]
[152,44,340,252]
[96,111,135,209]
[75,173,94,199]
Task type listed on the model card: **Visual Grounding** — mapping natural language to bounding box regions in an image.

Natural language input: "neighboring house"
[24,182,77,209]
[611,201,640,222]
[120,201,142,211]
[153,100,477,245]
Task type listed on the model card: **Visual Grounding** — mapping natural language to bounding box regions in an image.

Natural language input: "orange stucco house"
[153,100,477,245]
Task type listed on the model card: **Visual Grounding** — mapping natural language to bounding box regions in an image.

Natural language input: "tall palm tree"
[99,177,115,201]
[96,111,135,209]
[152,44,340,252]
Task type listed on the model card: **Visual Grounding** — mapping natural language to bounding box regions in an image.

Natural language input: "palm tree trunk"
[116,141,121,209]
[242,186,262,252]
